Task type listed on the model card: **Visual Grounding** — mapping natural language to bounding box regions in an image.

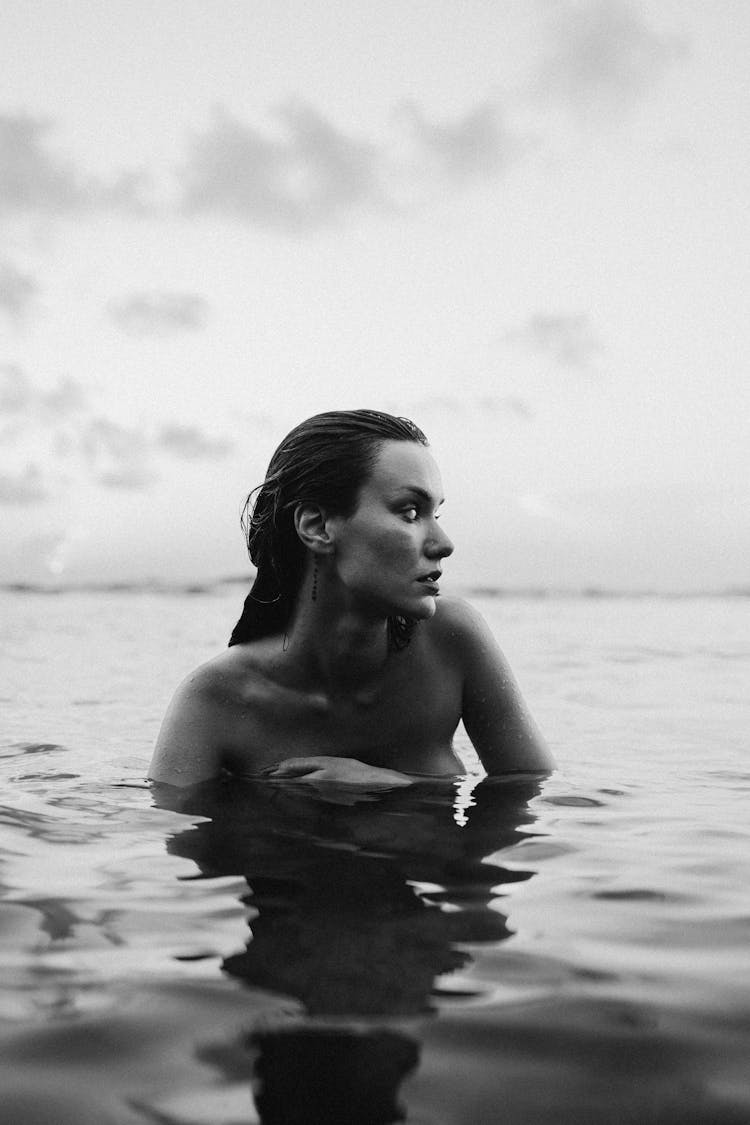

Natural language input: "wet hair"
[228,409,428,648]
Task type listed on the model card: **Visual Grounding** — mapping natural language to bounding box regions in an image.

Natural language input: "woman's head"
[229,410,428,646]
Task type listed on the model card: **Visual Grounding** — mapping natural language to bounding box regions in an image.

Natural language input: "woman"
[149,409,553,788]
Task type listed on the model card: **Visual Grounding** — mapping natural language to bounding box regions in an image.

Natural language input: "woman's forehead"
[367,440,444,498]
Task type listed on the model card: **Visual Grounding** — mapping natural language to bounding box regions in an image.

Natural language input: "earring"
[311,558,318,602]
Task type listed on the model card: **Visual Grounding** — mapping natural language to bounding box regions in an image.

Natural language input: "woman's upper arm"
[442,599,555,775]
[148,667,227,787]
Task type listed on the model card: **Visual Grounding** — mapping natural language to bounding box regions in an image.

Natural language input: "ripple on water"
[543,794,605,808]
[15,773,81,782]
[0,743,69,759]
[592,888,693,904]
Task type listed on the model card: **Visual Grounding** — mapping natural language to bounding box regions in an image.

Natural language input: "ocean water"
[1,585,749,1124]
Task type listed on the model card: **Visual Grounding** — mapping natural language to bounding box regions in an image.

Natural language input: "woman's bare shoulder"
[175,639,276,699]
[170,648,244,702]
[150,646,267,786]
[427,595,492,648]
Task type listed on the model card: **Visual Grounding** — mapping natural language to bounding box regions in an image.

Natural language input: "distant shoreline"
[2,578,748,599]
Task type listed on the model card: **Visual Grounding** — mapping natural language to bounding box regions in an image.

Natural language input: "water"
[1,586,749,1123]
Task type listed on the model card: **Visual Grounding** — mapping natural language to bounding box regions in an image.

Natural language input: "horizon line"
[1,576,748,599]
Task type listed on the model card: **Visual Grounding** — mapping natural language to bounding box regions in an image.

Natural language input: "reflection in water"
[252,1027,419,1125]
[157,775,541,1124]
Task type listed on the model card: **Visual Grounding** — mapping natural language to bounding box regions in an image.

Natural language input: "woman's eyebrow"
[394,486,445,506]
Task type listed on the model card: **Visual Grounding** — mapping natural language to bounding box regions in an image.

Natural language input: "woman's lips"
[417,572,441,593]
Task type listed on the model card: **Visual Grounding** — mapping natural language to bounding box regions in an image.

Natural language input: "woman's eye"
[403,506,419,521]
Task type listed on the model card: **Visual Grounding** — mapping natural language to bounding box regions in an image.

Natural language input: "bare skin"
[150,442,554,789]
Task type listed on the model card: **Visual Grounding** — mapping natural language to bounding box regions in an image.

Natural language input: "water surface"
[1,587,749,1122]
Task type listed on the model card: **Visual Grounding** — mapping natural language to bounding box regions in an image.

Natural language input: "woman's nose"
[427,524,454,559]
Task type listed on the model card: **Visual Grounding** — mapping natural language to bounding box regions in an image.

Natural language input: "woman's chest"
[228,654,463,770]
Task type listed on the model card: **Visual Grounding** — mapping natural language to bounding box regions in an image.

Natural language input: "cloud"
[0,96,536,236]
[0,464,48,505]
[3,101,530,235]
[79,417,233,487]
[179,99,533,230]
[157,424,232,460]
[41,376,87,416]
[0,365,32,414]
[0,259,38,320]
[535,1,685,119]
[181,103,383,231]
[0,112,151,216]
[397,101,529,182]
[0,364,237,500]
[1,365,233,491]
[503,312,603,368]
[0,364,88,420]
[109,291,210,336]
[6,73,650,241]
[80,417,156,490]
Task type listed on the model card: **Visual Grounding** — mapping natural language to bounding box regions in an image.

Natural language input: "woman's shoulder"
[171,642,268,705]
[419,595,498,670]
[428,595,492,643]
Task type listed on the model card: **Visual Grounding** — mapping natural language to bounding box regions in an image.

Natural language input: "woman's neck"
[282,586,392,695]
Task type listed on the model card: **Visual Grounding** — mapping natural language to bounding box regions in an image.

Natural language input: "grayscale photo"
[1,3,748,1122]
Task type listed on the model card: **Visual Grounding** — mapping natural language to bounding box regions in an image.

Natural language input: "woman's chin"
[409,594,438,620]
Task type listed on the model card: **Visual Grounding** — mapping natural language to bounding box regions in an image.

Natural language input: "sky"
[1,0,748,591]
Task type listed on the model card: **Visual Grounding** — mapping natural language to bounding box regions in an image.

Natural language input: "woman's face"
[327,440,454,620]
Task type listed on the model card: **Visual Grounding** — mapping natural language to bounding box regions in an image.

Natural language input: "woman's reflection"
[155,775,541,1124]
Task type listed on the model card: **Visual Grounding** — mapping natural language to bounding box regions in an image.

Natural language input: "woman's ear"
[294,504,334,554]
